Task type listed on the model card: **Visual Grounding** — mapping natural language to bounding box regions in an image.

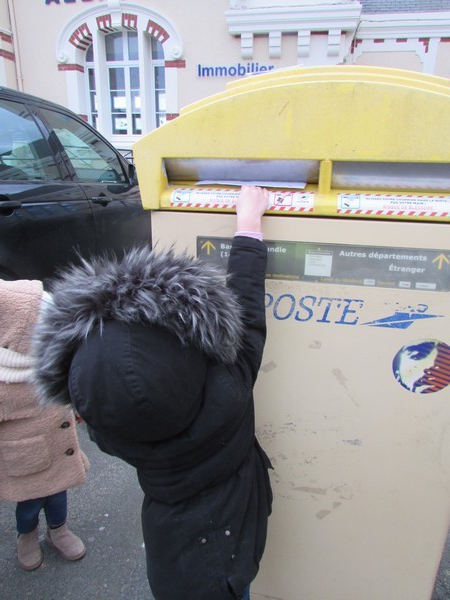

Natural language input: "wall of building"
[1,0,449,148]
[435,38,450,77]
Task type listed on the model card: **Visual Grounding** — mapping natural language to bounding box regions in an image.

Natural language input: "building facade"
[1,0,449,149]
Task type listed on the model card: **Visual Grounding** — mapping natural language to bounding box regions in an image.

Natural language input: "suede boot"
[17,527,43,571]
[45,523,86,561]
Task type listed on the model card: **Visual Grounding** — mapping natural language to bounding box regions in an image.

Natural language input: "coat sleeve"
[227,236,268,384]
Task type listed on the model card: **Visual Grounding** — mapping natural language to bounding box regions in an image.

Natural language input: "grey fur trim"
[31,246,243,406]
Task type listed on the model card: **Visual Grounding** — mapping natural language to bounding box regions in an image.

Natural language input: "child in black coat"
[32,186,272,600]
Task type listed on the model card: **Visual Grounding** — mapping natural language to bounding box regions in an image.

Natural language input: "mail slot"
[134,65,450,600]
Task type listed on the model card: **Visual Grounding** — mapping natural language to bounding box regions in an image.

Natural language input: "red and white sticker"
[170,188,314,212]
[338,193,450,217]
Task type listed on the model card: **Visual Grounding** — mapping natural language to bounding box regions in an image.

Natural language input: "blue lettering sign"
[265,293,364,325]
[197,62,275,78]
[272,294,295,321]
[296,295,315,322]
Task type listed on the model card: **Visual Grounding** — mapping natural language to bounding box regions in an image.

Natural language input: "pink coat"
[0,280,89,502]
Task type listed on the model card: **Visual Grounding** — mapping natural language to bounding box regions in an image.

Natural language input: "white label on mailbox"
[337,193,450,217]
[304,250,333,277]
[170,188,314,212]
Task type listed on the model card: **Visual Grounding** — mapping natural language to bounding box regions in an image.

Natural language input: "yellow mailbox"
[134,66,450,600]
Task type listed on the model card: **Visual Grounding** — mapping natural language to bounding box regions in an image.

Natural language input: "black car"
[0,87,151,287]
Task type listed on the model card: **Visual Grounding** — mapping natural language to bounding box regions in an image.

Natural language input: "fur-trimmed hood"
[32,246,243,408]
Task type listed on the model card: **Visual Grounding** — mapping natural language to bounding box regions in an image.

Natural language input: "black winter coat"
[32,236,272,600]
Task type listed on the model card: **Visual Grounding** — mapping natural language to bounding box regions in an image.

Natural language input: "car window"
[0,99,61,181]
[40,108,127,184]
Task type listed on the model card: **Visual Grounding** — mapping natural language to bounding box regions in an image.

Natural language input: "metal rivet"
[225,530,231,536]
[200,537,207,544]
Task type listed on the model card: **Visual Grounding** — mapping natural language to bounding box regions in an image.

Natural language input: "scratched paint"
[265,293,363,325]
[331,368,360,406]
[316,502,342,520]
[260,360,277,373]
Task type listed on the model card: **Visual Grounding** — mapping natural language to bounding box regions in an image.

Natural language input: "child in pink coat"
[0,279,89,570]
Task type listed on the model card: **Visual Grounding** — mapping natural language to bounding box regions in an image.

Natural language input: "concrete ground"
[434,534,450,600]
[1,423,449,600]
[0,424,152,600]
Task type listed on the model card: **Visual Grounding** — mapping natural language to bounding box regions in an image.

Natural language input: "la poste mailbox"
[133,66,450,600]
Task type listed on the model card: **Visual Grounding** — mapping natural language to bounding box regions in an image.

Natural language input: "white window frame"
[85,30,166,142]
[56,1,183,148]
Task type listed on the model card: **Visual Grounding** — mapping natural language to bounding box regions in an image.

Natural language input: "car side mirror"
[128,162,138,185]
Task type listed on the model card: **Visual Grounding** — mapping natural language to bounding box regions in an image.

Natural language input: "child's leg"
[15,498,45,570]
[44,490,86,561]
[43,490,67,529]
[16,497,45,534]
[242,586,251,600]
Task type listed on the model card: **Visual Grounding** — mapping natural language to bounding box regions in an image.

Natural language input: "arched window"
[86,31,166,137]
[57,4,184,149]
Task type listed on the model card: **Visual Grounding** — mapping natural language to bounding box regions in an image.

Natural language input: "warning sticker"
[338,193,450,217]
[171,188,314,213]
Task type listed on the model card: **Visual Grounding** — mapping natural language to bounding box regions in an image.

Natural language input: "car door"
[0,97,95,285]
[38,107,151,260]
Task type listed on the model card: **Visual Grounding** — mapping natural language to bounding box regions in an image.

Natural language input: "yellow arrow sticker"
[432,253,450,269]
[201,240,216,255]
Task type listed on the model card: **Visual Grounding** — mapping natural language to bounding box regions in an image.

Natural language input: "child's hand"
[236,186,269,233]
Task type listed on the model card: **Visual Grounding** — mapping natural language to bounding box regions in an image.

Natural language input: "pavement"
[434,536,450,600]
[1,423,449,600]
[0,424,152,600]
